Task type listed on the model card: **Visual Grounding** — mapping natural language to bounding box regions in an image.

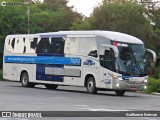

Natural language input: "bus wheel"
[21,72,35,88]
[115,90,126,96]
[86,77,97,94]
[45,84,58,90]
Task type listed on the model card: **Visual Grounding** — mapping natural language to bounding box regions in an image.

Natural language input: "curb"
[152,92,160,96]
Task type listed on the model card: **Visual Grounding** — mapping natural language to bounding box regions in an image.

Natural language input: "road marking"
[49,96,71,100]
[74,104,130,111]
[74,104,89,107]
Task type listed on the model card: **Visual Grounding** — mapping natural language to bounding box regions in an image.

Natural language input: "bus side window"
[100,55,104,66]
[8,39,10,45]
[50,38,65,54]
[6,38,14,53]
[31,38,38,50]
[100,50,115,71]
[36,38,50,53]
[11,38,15,49]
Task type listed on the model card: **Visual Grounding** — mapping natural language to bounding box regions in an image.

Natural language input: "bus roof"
[7,31,143,44]
[37,31,143,44]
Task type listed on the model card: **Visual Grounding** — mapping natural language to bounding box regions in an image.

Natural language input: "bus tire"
[20,72,35,88]
[45,84,58,90]
[86,76,97,94]
[115,90,125,96]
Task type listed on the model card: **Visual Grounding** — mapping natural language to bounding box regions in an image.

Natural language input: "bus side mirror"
[102,44,119,57]
[146,49,157,63]
[88,50,98,58]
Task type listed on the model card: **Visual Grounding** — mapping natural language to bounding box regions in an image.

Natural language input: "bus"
[3,31,156,96]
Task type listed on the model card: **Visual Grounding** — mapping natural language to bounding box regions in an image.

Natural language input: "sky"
[39,0,102,17]
[68,0,102,17]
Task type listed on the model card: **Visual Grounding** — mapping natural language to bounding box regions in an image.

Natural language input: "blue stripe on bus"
[5,55,80,82]
[36,64,64,82]
[36,54,64,82]
[4,56,81,66]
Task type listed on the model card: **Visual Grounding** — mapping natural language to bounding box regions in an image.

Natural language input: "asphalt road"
[0,80,160,120]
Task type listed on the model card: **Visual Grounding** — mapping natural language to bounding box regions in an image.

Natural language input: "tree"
[70,17,92,30]
[29,0,82,33]
[148,6,160,29]
[94,1,154,45]
[148,8,160,60]
[0,0,82,52]
[0,0,82,34]
[72,1,155,48]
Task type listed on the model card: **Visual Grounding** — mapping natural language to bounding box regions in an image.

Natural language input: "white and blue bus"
[3,31,156,96]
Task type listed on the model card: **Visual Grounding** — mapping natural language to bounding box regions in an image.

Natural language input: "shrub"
[0,69,3,80]
[146,77,160,94]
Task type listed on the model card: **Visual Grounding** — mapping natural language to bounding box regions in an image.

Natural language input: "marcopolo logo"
[1,1,24,7]
[83,59,95,66]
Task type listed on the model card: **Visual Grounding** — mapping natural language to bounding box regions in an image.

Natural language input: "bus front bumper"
[112,79,147,91]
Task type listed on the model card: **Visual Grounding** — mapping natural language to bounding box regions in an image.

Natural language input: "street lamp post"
[27,0,30,34]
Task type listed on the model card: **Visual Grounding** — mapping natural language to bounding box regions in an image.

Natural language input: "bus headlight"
[144,79,147,83]
[112,75,123,81]
[144,85,147,90]
[144,77,148,83]
[116,83,120,88]
[117,77,123,81]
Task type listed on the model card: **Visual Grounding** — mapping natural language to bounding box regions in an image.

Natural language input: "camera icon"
[2,112,11,117]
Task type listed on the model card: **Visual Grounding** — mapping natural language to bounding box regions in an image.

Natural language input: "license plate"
[130,86,137,90]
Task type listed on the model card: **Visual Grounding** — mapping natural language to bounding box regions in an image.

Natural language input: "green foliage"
[0,69,3,80]
[148,8,160,58]
[153,28,160,60]
[0,0,82,34]
[147,66,160,94]
[146,77,160,93]
[30,0,82,33]
[0,36,4,69]
[0,35,5,52]
[0,1,28,34]
[71,18,92,30]
[72,1,159,49]
[155,67,160,79]
[0,0,82,52]
[148,66,160,78]
[148,8,160,29]
[0,0,83,79]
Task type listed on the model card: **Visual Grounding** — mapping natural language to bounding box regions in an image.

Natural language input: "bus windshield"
[114,42,147,76]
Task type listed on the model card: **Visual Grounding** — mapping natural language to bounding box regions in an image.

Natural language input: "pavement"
[152,92,160,96]
[0,80,160,120]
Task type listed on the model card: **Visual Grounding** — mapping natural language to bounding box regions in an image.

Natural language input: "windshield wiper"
[131,54,143,75]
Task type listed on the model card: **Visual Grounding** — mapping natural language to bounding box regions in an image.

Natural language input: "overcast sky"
[39,0,102,17]
[68,0,102,17]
